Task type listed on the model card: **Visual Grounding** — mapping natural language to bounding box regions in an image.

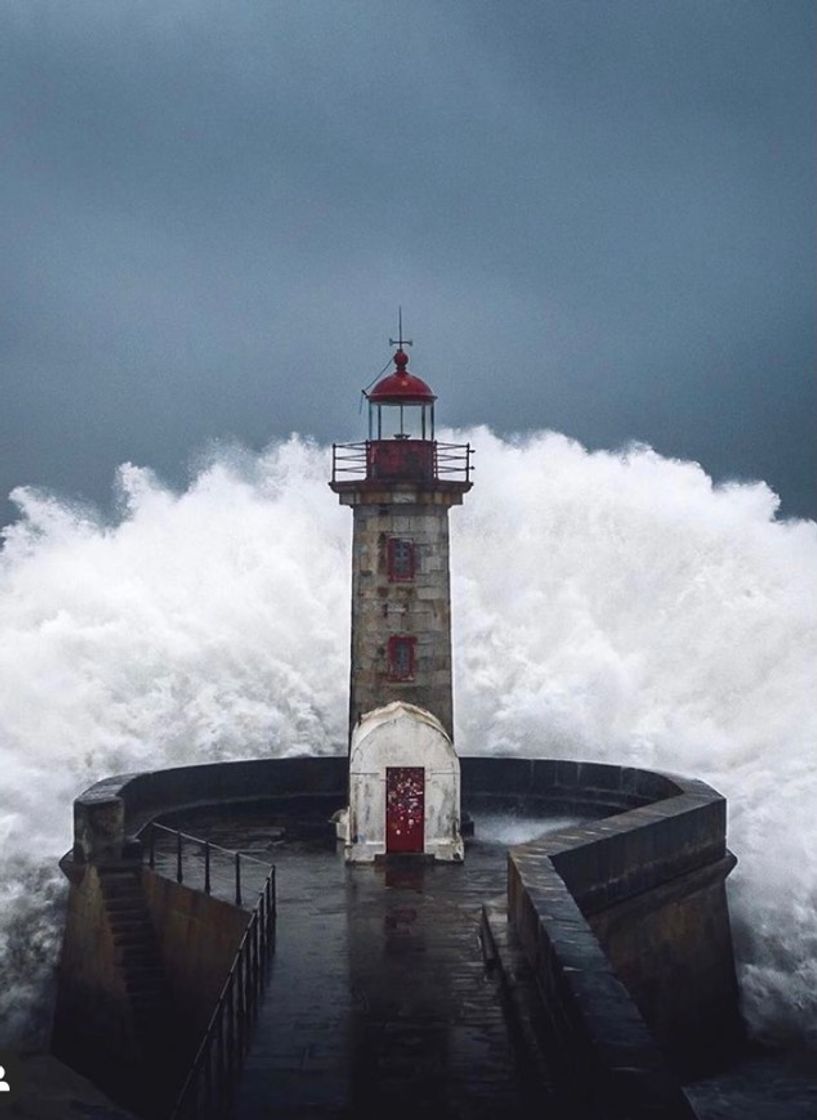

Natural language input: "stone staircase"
[99,865,180,1114]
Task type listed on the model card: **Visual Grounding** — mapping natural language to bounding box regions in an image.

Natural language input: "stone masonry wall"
[51,862,142,1103]
[348,495,456,740]
[141,869,250,1048]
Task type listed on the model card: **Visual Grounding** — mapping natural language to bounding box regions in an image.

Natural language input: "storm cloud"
[1,0,814,521]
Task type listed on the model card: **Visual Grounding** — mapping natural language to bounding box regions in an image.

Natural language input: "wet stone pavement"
[165,809,565,1120]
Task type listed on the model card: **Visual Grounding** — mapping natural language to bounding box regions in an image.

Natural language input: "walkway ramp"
[231,839,559,1119]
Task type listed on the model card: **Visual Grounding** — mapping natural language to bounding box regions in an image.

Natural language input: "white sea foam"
[1,429,815,1045]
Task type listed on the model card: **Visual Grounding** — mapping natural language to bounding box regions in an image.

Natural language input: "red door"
[386,767,425,854]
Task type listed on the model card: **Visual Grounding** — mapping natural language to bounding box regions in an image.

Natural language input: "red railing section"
[331,440,473,486]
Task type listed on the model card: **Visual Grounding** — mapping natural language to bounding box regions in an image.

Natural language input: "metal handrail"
[146,822,271,908]
[170,866,275,1119]
[158,827,276,1120]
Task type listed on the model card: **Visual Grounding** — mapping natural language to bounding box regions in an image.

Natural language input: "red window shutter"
[387,635,416,680]
[387,538,415,582]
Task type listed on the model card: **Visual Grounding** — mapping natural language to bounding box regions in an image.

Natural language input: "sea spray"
[453,428,817,1044]
[0,429,814,1045]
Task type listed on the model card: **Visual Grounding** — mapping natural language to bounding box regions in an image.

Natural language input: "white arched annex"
[340,701,464,863]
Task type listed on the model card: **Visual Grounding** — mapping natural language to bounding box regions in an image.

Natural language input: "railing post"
[188,1065,200,1120]
[236,952,246,1057]
[176,830,183,884]
[148,823,156,869]
[253,917,261,1016]
[271,867,276,919]
[245,930,254,1019]
[260,892,269,976]
[204,840,211,895]
[226,979,235,1095]
[216,1010,225,1117]
[204,1037,213,1115]
[235,852,242,907]
[252,917,260,1006]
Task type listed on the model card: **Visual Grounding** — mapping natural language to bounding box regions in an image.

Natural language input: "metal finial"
[389,306,413,350]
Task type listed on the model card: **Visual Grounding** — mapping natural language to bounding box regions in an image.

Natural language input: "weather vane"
[389,306,413,350]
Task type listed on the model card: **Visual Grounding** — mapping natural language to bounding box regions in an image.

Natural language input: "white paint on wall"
[343,701,464,863]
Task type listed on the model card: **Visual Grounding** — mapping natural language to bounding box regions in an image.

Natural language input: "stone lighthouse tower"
[330,327,473,862]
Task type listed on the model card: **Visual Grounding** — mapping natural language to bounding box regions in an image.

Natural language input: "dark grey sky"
[1,0,814,524]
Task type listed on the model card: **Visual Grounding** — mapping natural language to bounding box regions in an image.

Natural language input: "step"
[102,886,144,902]
[126,979,164,994]
[104,896,145,909]
[108,914,150,927]
[106,898,145,913]
[112,930,157,948]
[111,920,153,935]
[126,973,164,990]
[107,908,147,923]
[116,947,159,964]
[126,980,164,997]
[109,915,153,930]
[124,961,163,977]
[111,929,155,945]
[130,993,166,1012]
[100,874,142,889]
[114,940,156,956]
[130,991,168,1007]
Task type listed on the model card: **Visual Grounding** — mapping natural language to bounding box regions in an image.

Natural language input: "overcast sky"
[1,0,814,524]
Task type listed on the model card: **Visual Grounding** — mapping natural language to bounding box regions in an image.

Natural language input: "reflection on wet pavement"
[165,808,566,1119]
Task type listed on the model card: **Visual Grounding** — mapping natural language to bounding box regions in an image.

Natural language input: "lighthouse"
[330,325,473,862]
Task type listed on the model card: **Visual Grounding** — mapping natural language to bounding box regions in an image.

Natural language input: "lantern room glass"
[368,401,435,441]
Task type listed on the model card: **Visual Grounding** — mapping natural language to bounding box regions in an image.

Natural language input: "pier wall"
[56,754,739,1120]
[51,860,141,1100]
[464,758,738,1118]
[460,757,740,1068]
[141,870,250,1043]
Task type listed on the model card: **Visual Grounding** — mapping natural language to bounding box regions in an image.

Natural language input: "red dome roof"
[368,350,437,404]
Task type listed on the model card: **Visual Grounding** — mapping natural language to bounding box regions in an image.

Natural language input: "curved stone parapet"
[70,756,349,861]
[71,753,701,860]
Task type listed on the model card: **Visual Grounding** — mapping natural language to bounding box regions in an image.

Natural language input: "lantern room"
[363,348,437,484]
[366,349,436,441]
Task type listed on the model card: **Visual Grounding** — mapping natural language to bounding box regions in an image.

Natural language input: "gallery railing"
[331,440,473,485]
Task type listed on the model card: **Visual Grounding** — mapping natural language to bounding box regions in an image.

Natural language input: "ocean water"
[0,428,815,1049]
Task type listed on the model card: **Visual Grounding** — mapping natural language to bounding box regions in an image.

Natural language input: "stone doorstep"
[373,852,436,866]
